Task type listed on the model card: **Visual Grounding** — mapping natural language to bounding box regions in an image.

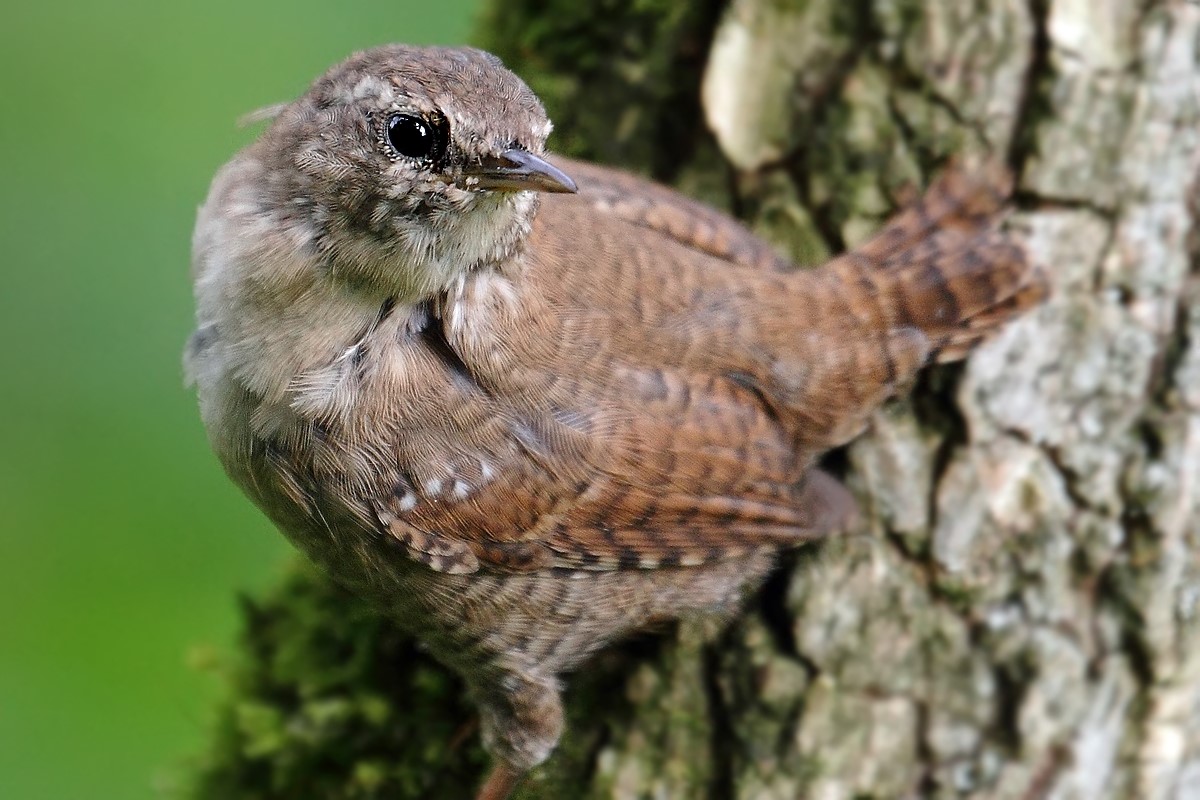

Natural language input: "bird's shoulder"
[537,156,793,273]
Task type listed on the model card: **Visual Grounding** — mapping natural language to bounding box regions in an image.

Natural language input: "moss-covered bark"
[188,1,1200,797]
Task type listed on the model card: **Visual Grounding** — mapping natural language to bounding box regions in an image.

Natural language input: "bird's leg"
[448,714,480,752]
[473,670,564,799]
[476,762,521,800]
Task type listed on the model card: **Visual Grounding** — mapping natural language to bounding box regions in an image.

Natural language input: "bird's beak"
[460,149,577,194]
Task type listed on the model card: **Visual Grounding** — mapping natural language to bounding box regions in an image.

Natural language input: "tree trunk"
[188,1,1200,798]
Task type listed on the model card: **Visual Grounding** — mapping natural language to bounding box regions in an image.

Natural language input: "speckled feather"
[365,156,1045,574]
[187,44,1046,796]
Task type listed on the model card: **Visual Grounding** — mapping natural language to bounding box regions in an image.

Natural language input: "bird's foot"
[476,763,521,800]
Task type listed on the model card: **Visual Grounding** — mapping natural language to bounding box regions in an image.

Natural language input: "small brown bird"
[187,45,1045,798]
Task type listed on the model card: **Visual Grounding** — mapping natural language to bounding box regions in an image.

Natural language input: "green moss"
[188,562,487,800]
[475,0,724,180]
[933,577,982,612]
[793,753,826,786]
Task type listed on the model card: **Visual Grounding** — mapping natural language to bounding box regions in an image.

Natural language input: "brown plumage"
[187,44,1046,798]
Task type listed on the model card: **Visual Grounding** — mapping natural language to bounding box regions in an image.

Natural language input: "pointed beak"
[460,149,577,194]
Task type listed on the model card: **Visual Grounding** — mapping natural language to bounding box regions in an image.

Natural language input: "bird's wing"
[368,301,859,573]
[550,156,795,272]
[373,353,860,574]
[368,283,860,574]
[375,164,1043,574]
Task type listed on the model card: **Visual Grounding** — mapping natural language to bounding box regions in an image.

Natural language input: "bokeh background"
[0,3,477,798]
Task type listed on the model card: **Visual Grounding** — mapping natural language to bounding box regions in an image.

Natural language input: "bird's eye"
[386,113,439,161]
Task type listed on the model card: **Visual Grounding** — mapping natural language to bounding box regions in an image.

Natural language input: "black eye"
[386,113,438,160]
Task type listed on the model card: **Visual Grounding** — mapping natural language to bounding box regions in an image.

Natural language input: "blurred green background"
[0,3,477,798]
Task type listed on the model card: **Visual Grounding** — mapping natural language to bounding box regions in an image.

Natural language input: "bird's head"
[233,45,575,301]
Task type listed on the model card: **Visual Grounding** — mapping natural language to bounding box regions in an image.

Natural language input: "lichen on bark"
[186,2,1200,798]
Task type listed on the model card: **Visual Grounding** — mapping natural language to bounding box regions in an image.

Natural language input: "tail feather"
[858,162,1012,261]
[781,164,1045,457]
[829,164,1047,364]
[934,276,1047,362]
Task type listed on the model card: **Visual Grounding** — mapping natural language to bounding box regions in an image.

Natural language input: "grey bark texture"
[188,1,1200,798]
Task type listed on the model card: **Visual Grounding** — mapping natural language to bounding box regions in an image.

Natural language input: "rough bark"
[188,1,1200,798]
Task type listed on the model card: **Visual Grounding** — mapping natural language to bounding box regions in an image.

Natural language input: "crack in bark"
[1010,189,1121,219]
[702,641,736,800]
[646,0,729,183]
[1020,744,1073,800]
[757,556,804,661]
[1007,0,1054,178]
[914,365,970,535]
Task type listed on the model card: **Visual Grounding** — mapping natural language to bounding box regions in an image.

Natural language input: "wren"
[187,44,1046,798]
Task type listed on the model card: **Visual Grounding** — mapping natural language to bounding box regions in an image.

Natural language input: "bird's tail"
[825,164,1048,363]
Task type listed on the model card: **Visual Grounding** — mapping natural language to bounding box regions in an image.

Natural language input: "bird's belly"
[198,354,776,680]
[391,550,776,679]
